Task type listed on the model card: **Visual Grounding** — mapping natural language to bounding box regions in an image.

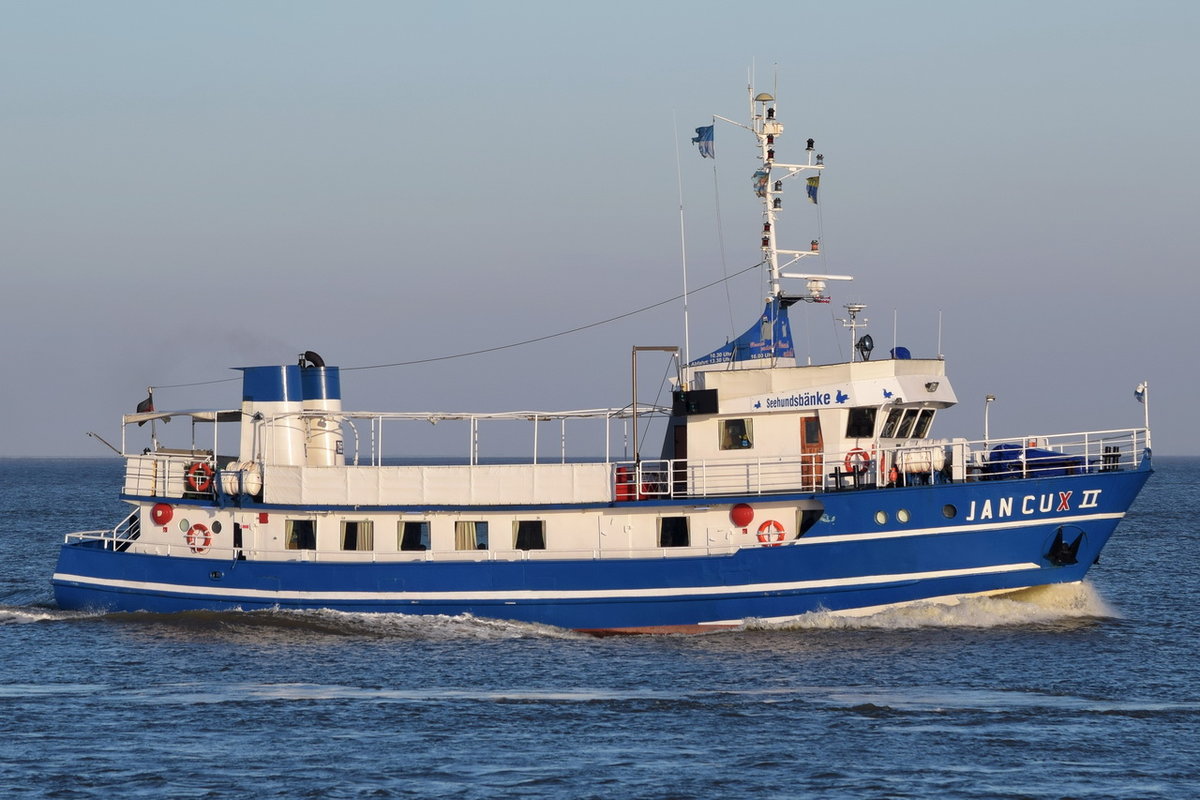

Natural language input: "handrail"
[616,427,1148,499]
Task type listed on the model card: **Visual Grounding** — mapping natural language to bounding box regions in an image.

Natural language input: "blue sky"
[2,0,1196,457]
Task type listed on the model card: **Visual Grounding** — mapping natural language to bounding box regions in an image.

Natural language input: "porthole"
[874,510,888,525]
[942,504,957,519]
[896,509,910,523]
[179,518,190,533]
[211,520,223,534]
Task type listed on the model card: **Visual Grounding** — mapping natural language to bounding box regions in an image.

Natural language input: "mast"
[744,90,851,303]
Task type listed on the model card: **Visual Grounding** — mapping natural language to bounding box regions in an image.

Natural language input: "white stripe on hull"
[53,560,1041,604]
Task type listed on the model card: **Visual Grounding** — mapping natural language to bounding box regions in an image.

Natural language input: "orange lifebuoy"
[151,503,173,526]
[756,519,786,546]
[186,462,214,493]
[844,448,871,475]
[185,522,211,553]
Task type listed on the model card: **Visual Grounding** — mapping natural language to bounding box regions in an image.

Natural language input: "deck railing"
[615,427,1149,500]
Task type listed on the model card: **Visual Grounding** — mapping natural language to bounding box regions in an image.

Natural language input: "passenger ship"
[52,88,1152,633]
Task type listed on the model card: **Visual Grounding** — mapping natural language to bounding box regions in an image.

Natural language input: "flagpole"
[1134,381,1151,453]
[673,113,692,375]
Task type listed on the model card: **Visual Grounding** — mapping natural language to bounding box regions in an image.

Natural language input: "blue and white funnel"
[300,352,344,467]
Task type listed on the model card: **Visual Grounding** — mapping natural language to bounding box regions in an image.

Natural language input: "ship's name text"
[964,489,1102,521]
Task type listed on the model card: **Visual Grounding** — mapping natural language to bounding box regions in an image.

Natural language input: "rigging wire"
[341,262,760,372]
[149,262,763,392]
[708,132,737,340]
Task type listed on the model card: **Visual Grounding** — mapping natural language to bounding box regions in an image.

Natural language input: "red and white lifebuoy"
[186,462,214,493]
[185,523,211,554]
[844,448,871,475]
[756,519,786,546]
[151,503,173,527]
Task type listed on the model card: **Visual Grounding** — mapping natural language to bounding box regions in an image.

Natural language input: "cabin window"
[913,409,936,438]
[285,519,316,550]
[513,520,546,551]
[846,407,877,438]
[895,410,920,439]
[399,521,430,551]
[880,408,903,438]
[341,520,374,551]
[720,418,754,450]
[455,521,489,551]
[658,516,690,547]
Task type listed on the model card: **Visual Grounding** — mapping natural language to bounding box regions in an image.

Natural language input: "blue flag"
[692,125,714,158]
[806,175,819,204]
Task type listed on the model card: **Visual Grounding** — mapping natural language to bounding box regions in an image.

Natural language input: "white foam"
[744,581,1116,631]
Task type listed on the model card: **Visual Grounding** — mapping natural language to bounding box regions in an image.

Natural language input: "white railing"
[615,427,1149,499]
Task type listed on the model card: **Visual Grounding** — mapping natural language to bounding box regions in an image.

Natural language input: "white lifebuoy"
[756,519,786,546]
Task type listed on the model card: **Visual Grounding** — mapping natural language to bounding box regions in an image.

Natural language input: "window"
[895,410,919,439]
[455,521,489,551]
[880,408,903,438]
[720,418,754,450]
[846,407,877,438]
[285,519,316,550]
[658,516,690,547]
[513,520,545,551]
[341,520,374,551]
[399,521,430,551]
[912,409,936,438]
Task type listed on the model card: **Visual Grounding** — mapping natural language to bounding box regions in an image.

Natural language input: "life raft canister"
[186,462,214,493]
[185,522,211,554]
[844,448,871,475]
[756,519,786,546]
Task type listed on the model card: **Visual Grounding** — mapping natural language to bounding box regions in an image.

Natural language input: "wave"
[742,581,1117,632]
[4,581,1114,637]
[1,603,586,641]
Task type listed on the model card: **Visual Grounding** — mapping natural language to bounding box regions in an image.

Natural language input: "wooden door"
[800,415,823,489]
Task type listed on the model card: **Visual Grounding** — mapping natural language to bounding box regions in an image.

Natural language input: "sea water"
[1,457,1197,799]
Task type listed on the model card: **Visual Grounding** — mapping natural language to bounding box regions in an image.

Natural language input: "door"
[800,415,823,489]
[672,424,688,497]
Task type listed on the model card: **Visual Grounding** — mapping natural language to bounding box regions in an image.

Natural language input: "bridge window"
[513,520,546,551]
[913,409,936,438]
[659,516,690,547]
[846,407,877,438]
[880,408,903,438]
[341,520,374,551]
[720,418,754,450]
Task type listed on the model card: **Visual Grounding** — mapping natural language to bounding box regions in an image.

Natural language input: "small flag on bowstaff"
[1134,382,1147,403]
[692,125,714,158]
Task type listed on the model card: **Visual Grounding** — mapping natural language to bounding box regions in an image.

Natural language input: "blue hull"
[52,464,1151,632]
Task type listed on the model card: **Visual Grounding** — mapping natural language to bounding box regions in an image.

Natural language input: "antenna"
[838,302,871,361]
